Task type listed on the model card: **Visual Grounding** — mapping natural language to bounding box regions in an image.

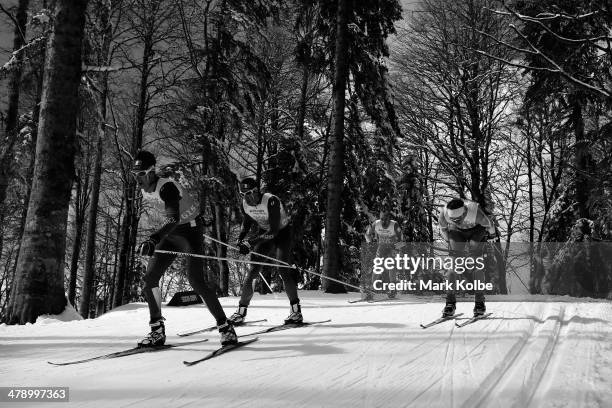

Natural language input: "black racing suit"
[141,179,227,325]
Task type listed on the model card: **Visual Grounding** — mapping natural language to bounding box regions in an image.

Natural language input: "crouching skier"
[132,150,237,347]
[228,177,302,325]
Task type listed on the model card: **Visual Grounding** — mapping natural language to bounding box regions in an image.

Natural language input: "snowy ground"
[1,292,611,408]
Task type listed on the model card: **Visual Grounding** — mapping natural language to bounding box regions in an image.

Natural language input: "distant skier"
[438,198,496,318]
[132,150,237,347]
[228,177,302,325]
[364,206,403,300]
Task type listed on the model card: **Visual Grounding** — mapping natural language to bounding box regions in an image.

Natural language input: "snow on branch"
[0,35,48,79]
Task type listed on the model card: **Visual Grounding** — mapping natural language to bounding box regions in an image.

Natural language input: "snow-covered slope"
[1,293,611,408]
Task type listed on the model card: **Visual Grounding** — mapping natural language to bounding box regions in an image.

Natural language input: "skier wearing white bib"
[229,177,302,325]
[438,198,496,318]
[364,207,403,300]
[132,150,237,348]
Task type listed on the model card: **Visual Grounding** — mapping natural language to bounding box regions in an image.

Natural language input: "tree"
[322,0,350,293]
[6,0,89,324]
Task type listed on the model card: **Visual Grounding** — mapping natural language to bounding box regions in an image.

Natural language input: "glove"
[137,237,158,257]
[486,232,498,242]
[237,241,252,255]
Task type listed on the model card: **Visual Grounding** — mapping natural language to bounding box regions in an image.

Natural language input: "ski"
[420,313,464,329]
[239,320,332,337]
[183,337,258,366]
[48,338,209,366]
[177,319,267,337]
[455,313,493,328]
[348,297,398,304]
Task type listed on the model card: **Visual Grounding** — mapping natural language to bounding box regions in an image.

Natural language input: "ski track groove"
[405,318,458,408]
[460,303,549,408]
[522,305,568,408]
[528,304,601,408]
[458,307,509,386]
[443,323,456,408]
[405,304,520,408]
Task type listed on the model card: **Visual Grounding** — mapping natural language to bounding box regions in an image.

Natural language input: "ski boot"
[138,318,166,348]
[442,302,456,318]
[228,305,247,325]
[473,301,486,317]
[284,303,303,324]
[217,320,238,346]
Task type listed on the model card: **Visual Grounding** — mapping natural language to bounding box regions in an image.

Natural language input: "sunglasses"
[449,214,465,223]
[131,167,154,178]
[240,188,256,197]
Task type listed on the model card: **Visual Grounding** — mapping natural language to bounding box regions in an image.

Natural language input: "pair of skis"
[183,319,332,366]
[420,312,492,329]
[48,319,331,366]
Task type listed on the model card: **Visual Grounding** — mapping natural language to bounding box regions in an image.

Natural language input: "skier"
[132,150,237,347]
[364,206,403,300]
[229,177,302,325]
[438,198,496,318]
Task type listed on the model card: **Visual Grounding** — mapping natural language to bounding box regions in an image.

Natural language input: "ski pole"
[157,248,370,294]
[201,234,275,295]
[203,232,290,267]
[155,249,295,269]
[202,232,372,294]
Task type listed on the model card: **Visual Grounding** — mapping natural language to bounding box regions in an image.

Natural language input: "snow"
[1,292,611,408]
[35,303,83,324]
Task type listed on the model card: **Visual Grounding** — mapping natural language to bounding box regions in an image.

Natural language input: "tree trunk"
[0,0,31,266]
[6,0,88,324]
[296,64,309,140]
[80,1,111,316]
[68,173,88,307]
[214,204,228,296]
[322,0,350,293]
[0,0,30,212]
[570,95,589,220]
[109,196,124,308]
[80,132,103,316]
[113,184,135,308]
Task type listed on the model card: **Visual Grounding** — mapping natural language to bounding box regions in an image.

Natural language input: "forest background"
[1,0,611,324]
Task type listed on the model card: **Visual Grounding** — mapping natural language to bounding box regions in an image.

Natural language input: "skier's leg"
[274,226,301,323]
[183,223,227,325]
[468,228,488,313]
[238,239,274,307]
[369,245,384,300]
[138,239,176,347]
[142,241,176,322]
[183,222,237,345]
[446,230,469,303]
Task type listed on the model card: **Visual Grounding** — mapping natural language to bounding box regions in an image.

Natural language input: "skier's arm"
[476,207,496,236]
[438,211,450,241]
[394,221,405,249]
[266,196,282,236]
[364,223,374,243]
[237,209,254,242]
[394,221,403,242]
[250,196,283,244]
[150,182,181,243]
